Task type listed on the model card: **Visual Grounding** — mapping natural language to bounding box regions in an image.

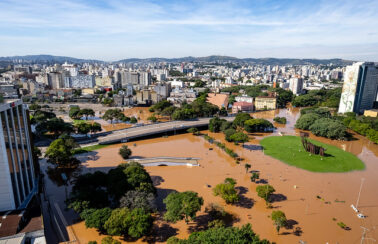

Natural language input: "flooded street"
[50,108,378,244]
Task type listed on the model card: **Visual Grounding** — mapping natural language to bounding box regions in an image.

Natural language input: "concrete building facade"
[0,100,36,212]
[338,62,378,114]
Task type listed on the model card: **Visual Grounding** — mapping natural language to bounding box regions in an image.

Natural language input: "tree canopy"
[45,135,80,168]
[213,178,239,204]
[164,191,204,224]
[167,224,271,244]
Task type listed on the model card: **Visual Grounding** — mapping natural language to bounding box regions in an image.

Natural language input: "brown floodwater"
[66,108,378,244]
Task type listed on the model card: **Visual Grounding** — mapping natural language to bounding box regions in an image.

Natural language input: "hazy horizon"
[0,54,363,63]
[1,0,377,61]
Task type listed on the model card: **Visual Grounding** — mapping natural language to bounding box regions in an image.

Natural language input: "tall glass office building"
[338,62,378,114]
[0,99,36,212]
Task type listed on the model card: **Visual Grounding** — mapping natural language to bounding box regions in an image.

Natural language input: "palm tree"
[244,163,251,173]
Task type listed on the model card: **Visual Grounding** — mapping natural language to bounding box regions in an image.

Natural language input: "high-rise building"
[289,77,303,95]
[0,99,37,212]
[338,62,378,114]
[47,72,63,89]
[140,72,151,87]
[121,72,139,87]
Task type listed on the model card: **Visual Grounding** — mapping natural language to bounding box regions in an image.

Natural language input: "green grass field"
[260,136,365,172]
[73,144,110,154]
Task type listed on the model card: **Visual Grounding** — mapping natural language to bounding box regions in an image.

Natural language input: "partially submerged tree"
[271,210,287,234]
[45,135,80,168]
[163,191,204,224]
[244,163,251,173]
[256,185,275,204]
[119,145,132,159]
[213,178,239,204]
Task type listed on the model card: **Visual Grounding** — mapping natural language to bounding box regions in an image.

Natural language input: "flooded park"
[42,107,378,244]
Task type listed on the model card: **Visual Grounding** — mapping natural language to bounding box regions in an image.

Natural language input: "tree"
[45,135,80,168]
[273,88,293,108]
[273,117,287,124]
[102,97,114,106]
[244,119,274,133]
[271,210,287,234]
[151,100,172,112]
[75,121,91,135]
[160,106,176,119]
[29,103,41,111]
[309,118,347,139]
[295,113,320,130]
[256,185,275,204]
[224,128,237,142]
[37,117,74,138]
[79,108,95,120]
[229,132,249,144]
[166,224,271,244]
[130,117,138,124]
[219,107,228,116]
[163,191,204,224]
[147,115,157,123]
[90,122,102,134]
[187,127,199,135]
[209,117,227,132]
[101,236,121,244]
[102,109,122,124]
[119,145,132,159]
[172,108,196,120]
[69,106,81,119]
[251,172,260,182]
[119,190,156,212]
[213,178,239,204]
[104,208,152,238]
[233,112,252,128]
[67,171,109,212]
[107,162,155,200]
[80,208,112,232]
[244,163,251,173]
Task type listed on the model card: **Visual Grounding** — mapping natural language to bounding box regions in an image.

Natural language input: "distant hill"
[0,54,354,66]
[0,55,103,64]
[117,55,354,65]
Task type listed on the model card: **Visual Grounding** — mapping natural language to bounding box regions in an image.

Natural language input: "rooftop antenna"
[360,226,376,244]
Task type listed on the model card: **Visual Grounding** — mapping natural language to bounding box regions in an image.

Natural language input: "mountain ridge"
[0,54,355,66]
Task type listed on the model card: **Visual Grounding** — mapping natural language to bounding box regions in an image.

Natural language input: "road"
[80,117,234,147]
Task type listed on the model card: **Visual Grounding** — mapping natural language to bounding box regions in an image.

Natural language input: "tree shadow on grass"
[235,186,255,209]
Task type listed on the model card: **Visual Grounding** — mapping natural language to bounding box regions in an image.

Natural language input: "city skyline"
[1,0,378,61]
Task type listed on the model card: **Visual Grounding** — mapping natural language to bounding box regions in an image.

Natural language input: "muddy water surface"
[67,108,378,244]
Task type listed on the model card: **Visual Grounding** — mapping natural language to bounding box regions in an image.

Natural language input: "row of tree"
[149,94,220,121]
[209,113,274,144]
[295,108,347,140]
[102,109,137,124]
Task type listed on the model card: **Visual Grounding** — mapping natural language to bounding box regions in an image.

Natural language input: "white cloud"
[0,0,377,60]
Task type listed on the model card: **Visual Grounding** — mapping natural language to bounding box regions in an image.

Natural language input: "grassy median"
[260,136,365,172]
[73,144,110,155]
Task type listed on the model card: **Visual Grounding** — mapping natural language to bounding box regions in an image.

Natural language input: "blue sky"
[0,0,377,61]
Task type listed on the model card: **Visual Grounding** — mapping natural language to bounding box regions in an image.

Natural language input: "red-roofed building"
[232,101,254,114]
